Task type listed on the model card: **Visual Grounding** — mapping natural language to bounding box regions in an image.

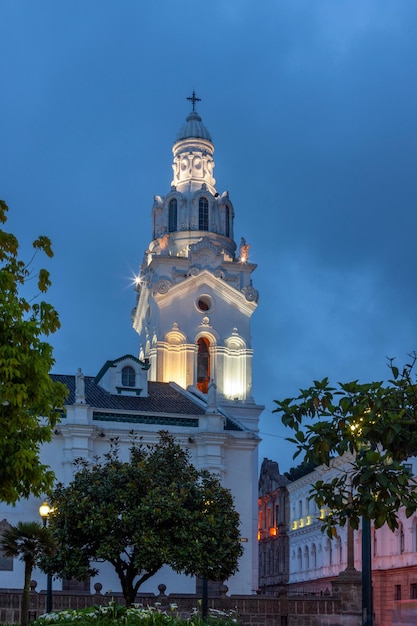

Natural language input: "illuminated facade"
[286,456,417,626]
[132,99,260,422]
[0,99,263,598]
[258,459,290,594]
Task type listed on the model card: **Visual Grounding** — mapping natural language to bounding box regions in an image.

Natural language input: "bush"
[32,602,238,626]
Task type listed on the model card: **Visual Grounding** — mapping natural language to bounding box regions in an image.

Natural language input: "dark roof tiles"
[52,375,205,416]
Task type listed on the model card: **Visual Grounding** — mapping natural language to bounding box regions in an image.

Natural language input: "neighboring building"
[0,97,263,597]
[284,455,417,626]
[287,455,358,592]
[258,458,290,594]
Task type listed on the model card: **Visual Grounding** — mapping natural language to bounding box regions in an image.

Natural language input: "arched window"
[122,366,135,387]
[413,519,417,551]
[304,546,309,570]
[197,337,210,393]
[168,198,177,232]
[311,543,317,568]
[199,197,209,231]
[297,547,302,571]
[399,523,405,554]
[328,538,333,565]
[336,536,342,564]
[225,205,230,237]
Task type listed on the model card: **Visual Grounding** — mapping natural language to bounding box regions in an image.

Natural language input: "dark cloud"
[1,0,416,471]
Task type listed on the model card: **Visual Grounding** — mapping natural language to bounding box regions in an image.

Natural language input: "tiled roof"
[52,375,205,416]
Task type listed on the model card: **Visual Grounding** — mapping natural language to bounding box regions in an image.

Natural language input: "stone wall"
[0,574,362,626]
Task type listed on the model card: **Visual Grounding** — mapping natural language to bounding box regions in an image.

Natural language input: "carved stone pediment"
[189,238,224,269]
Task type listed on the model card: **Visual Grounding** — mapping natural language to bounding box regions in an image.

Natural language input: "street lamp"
[39,501,53,613]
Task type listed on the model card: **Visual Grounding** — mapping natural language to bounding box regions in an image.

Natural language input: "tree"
[0,200,68,503]
[274,355,417,536]
[284,460,317,482]
[44,432,243,605]
[0,521,56,626]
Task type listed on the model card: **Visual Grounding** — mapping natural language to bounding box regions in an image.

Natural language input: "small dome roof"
[175,110,212,142]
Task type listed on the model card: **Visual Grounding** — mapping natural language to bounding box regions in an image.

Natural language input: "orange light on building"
[269,527,278,537]
[257,530,261,541]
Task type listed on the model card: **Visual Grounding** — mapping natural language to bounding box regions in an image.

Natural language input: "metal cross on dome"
[186,90,201,111]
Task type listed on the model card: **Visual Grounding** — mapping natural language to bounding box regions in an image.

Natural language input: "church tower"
[132,94,261,428]
[0,94,263,598]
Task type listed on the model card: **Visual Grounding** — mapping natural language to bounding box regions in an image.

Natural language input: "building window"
[304,546,309,570]
[297,547,302,571]
[413,519,417,551]
[197,337,210,393]
[395,585,402,601]
[399,523,405,554]
[311,543,317,568]
[199,197,209,231]
[411,583,417,600]
[404,463,413,475]
[336,537,342,564]
[168,198,177,232]
[121,366,135,387]
[197,295,212,312]
[258,510,263,531]
[328,539,333,565]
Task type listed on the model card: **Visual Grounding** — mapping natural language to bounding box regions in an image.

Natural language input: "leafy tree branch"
[274,355,417,535]
[0,200,68,503]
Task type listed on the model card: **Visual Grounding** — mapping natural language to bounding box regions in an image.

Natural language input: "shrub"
[32,602,238,626]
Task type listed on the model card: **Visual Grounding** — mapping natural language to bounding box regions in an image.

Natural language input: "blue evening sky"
[1,1,417,472]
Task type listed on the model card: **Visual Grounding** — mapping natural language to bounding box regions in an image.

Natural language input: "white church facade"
[0,96,263,597]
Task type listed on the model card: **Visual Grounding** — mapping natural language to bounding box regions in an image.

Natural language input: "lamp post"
[350,429,373,626]
[39,501,53,614]
[362,516,373,626]
[202,577,208,620]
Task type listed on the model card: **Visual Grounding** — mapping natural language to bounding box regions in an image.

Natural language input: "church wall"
[223,444,259,594]
[0,408,259,596]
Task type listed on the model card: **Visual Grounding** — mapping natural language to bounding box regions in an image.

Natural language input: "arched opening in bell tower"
[168,198,177,232]
[199,197,209,231]
[197,337,210,393]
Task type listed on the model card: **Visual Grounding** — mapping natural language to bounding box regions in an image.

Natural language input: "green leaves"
[47,433,243,606]
[274,354,417,536]
[0,200,67,504]
[33,236,53,258]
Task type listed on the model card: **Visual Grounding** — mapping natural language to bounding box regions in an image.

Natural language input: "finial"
[186,90,201,111]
